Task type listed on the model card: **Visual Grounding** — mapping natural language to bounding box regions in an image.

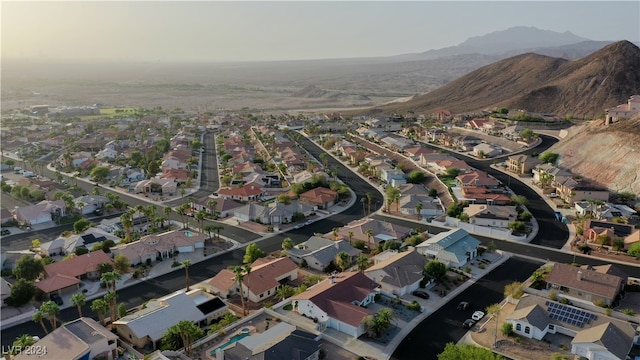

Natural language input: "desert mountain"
[550,114,640,195]
[373,41,640,118]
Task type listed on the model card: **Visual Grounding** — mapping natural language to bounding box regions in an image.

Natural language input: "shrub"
[479,263,486,269]
[593,299,606,308]
[514,336,521,344]
[501,322,513,336]
[548,290,558,301]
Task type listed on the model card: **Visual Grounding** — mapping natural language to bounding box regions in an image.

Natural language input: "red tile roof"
[245,257,298,296]
[218,183,263,197]
[44,251,113,278]
[546,263,622,299]
[35,273,80,293]
[208,269,236,293]
[299,187,338,205]
[293,272,378,326]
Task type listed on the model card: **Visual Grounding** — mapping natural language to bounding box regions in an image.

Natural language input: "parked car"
[294,223,304,229]
[457,301,470,311]
[50,293,63,305]
[412,290,430,299]
[472,311,485,321]
[548,193,559,198]
[463,319,476,329]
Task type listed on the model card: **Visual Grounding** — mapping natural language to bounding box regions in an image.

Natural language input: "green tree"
[90,166,110,183]
[508,221,526,233]
[13,255,44,281]
[429,188,438,197]
[486,303,502,348]
[334,251,351,272]
[501,322,513,336]
[118,303,127,318]
[520,211,533,222]
[182,260,191,291]
[424,260,447,283]
[628,242,640,258]
[408,170,426,184]
[510,195,528,206]
[91,298,109,325]
[276,285,295,301]
[277,194,291,205]
[113,254,131,274]
[281,237,294,251]
[73,218,91,233]
[437,342,502,360]
[504,281,524,300]
[356,255,370,271]
[539,151,559,164]
[520,128,536,141]
[32,310,49,334]
[233,265,251,316]
[444,167,460,178]
[243,243,265,264]
[7,278,36,307]
[40,300,60,330]
[11,334,37,356]
[161,320,204,356]
[71,292,86,318]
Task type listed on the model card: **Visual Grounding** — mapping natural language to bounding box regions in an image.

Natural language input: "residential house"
[192,196,243,218]
[36,251,113,295]
[455,135,482,151]
[336,218,413,249]
[556,178,609,204]
[575,202,637,220]
[545,262,626,306]
[364,248,427,297]
[456,171,500,188]
[16,317,118,360]
[161,149,191,170]
[472,143,502,158]
[207,257,298,302]
[583,220,640,249]
[298,187,338,209]
[292,271,379,338]
[404,146,434,161]
[40,229,120,256]
[532,164,571,189]
[14,200,65,225]
[218,323,321,360]
[466,119,489,130]
[507,154,541,175]
[605,95,640,125]
[0,208,14,225]
[159,168,189,184]
[74,195,110,215]
[398,194,444,219]
[218,183,263,202]
[415,228,480,268]
[463,204,518,228]
[95,147,118,161]
[427,158,471,174]
[507,294,637,360]
[133,178,177,197]
[110,229,205,266]
[426,128,446,142]
[378,165,406,186]
[380,135,414,151]
[502,125,526,140]
[113,289,228,349]
[287,236,360,272]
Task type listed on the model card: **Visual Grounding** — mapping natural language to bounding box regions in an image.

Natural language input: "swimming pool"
[210,333,251,354]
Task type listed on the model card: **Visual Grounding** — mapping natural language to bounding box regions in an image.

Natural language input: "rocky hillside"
[551,115,640,195]
[373,41,640,118]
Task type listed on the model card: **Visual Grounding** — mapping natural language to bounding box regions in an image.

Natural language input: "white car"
[472,311,485,321]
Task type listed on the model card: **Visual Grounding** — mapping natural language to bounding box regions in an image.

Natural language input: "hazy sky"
[2,1,639,62]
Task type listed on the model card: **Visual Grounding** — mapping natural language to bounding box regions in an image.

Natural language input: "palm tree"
[32,310,48,334]
[213,225,224,241]
[233,265,252,316]
[275,285,295,301]
[174,320,203,357]
[11,334,37,356]
[91,298,109,325]
[182,260,192,291]
[40,300,60,330]
[361,197,367,215]
[164,206,172,224]
[347,231,354,246]
[365,229,374,248]
[377,308,396,329]
[366,192,373,216]
[100,271,121,293]
[104,291,117,323]
[356,255,370,272]
[71,292,86,318]
[486,303,502,348]
[281,237,294,251]
[195,209,206,234]
[207,199,218,217]
[120,213,133,242]
[177,204,189,228]
[332,227,340,241]
[415,202,423,220]
[204,225,214,242]
[335,251,351,272]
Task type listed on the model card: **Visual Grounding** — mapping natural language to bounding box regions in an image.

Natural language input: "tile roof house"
[0,208,14,225]
[456,170,500,188]
[472,143,503,158]
[15,317,118,360]
[426,158,472,174]
[507,154,541,175]
[14,200,65,226]
[605,95,640,125]
[207,257,298,303]
[36,251,113,295]
[40,228,120,256]
[110,229,205,266]
[113,289,228,349]
[545,262,626,306]
[506,294,637,360]
[336,218,413,249]
[292,271,379,338]
[463,204,518,228]
[458,185,512,205]
[298,187,338,209]
[415,228,480,268]
[398,194,444,219]
[582,219,640,249]
[192,196,243,218]
[218,182,263,202]
[364,248,427,297]
[74,195,110,215]
[133,178,177,197]
[286,236,361,272]
[234,202,314,226]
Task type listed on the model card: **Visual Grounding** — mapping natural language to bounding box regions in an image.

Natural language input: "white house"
[463,204,518,228]
[415,228,480,268]
[75,195,110,215]
[14,200,65,225]
[292,272,379,338]
[364,249,427,297]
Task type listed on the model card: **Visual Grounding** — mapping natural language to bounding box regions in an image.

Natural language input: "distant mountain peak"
[458,26,589,49]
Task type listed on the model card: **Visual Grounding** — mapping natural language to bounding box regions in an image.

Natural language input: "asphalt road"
[391,256,542,360]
